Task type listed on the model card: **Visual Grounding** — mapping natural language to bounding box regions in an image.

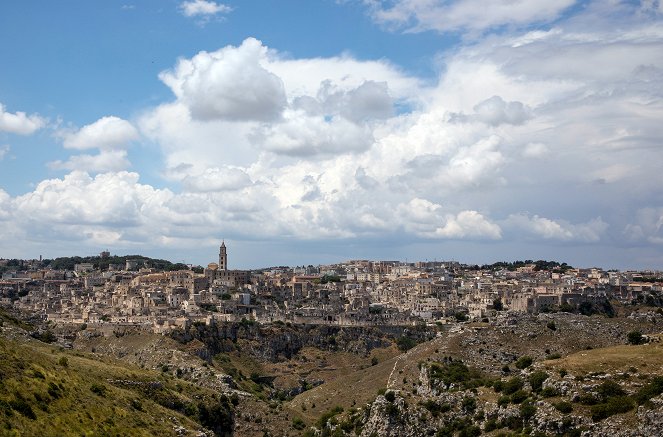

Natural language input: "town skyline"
[1,1,663,269]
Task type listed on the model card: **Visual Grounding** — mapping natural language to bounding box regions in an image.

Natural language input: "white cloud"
[62,116,139,150]
[0,189,11,220]
[505,214,608,242]
[624,208,663,244]
[0,103,45,135]
[181,167,253,192]
[48,150,131,173]
[0,144,9,161]
[364,0,576,34]
[522,142,549,158]
[179,0,231,17]
[14,171,170,227]
[159,38,286,122]
[251,110,373,156]
[435,210,502,239]
[6,3,661,265]
[470,95,531,126]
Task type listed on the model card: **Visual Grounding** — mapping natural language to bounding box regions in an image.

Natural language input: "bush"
[428,360,486,390]
[484,418,499,432]
[292,417,306,430]
[58,356,68,367]
[547,321,557,330]
[529,371,549,393]
[461,396,476,413]
[634,376,663,405]
[497,395,510,407]
[503,377,524,395]
[520,401,537,421]
[577,393,599,405]
[422,400,450,417]
[554,401,573,414]
[596,380,625,401]
[627,331,644,345]
[396,336,417,351]
[515,356,533,369]
[540,386,559,398]
[316,406,343,428]
[590,396,634,421]
[90,383,107,396]
[384,391,396,402]
[9,397,36,419]
[510,390,529,404]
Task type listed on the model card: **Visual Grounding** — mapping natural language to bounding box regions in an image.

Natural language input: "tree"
[493,299,503,311]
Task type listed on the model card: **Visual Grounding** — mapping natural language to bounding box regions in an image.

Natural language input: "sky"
[1,0,663,270]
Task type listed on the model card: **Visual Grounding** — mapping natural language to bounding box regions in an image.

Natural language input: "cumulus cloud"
[505,214,608,242]
[179,0,231,17]
[435,210,502,239]
[470,95,531,126]
[624,208,663,244]
[159,38,286,122]
[364,0,576,34]
[0,103,45,135]
[14,171,169,227]
[251,110,374,156]
[62,116,139,150]
[6,3,661,265]
[48,150,131,173]
[0,189,11,220]
[181,167,253,192]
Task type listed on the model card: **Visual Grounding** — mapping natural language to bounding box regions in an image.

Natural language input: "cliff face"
[170,322,418,361]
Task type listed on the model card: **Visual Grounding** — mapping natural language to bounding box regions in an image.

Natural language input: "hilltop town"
[1,242,661,333]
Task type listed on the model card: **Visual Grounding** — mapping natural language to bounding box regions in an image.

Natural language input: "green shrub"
[428,360,485,390]
[316,406,343,428]
[596,380,625,401]
[292,417,306,430]
[58,356,68,367]
[396,336,417,351]
[384,391,396,402]
[9,397,36,419]
[520,401,537,421]
[627,331,644,345]
[554,401,573,414]
[461,396,476,412]
[90,383,107,396]
[634,376,663,405]
[540,386,559,398]
[529,371,549,393]
[503,377,524,395]
[484,418,499,432]
[510,390,529,404]
[590,396,634,421]
[515,356,533,369]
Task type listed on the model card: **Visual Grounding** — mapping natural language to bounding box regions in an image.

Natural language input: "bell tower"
[219,240,227,271]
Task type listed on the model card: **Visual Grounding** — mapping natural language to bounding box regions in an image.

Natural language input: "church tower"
[219,240,227,271]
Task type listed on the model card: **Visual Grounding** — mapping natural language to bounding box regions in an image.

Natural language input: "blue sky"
[1,0,663,269]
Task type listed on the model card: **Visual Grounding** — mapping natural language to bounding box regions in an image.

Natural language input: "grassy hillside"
[0,333,235,436]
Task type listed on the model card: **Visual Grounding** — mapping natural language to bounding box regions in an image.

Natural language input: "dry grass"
[542,341,663,375]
